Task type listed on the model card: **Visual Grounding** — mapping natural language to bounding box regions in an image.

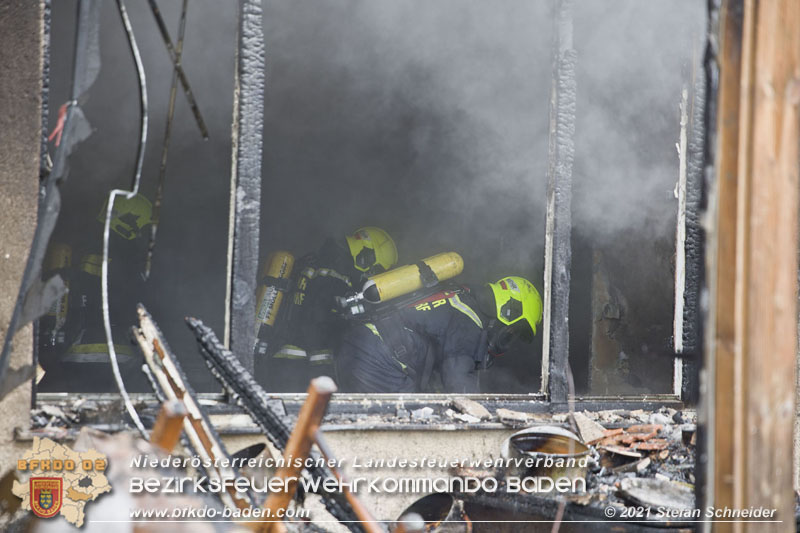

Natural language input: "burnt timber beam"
[679,46,708,405]
[541,0,576,405]
[225,0,265,371]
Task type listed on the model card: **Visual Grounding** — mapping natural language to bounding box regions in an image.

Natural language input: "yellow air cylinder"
[44,243,72,272]
[255,251,295,335]
[42,243,72,346]
[361,252,463,304]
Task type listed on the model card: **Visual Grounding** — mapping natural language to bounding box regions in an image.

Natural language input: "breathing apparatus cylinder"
[41,243,72,348]
[360,252,464,304]
[254,251,295,355]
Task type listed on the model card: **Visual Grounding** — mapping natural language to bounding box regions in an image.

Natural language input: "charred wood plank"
[186,316,366,532]
[542,0,576,405]
[225,0,265,371]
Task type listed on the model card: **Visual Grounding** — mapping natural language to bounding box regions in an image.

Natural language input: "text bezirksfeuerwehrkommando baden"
[129,454,589,495]
[129,474,586,495]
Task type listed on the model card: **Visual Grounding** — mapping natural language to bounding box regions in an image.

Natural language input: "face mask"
[366,263,385,276]
[487,320,533,357]
[488,326,516,357]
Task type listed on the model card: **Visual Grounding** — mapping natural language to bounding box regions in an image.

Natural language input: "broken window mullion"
[542,0,577,405]
[225,0,265,372]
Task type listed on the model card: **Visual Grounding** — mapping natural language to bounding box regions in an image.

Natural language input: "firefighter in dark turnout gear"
[335,276,542,393]
[38,194,153,392]
[258,227,398,391]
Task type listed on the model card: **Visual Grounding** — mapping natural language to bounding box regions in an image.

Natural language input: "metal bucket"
[500,426,590,492]
[398,493,471,533]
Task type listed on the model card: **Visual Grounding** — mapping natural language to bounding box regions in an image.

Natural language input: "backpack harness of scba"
[338,252,482,390]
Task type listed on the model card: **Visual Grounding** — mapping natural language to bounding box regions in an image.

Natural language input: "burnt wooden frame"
[223,0,685,409]
[222,0,582,405]
[225,0,265,374]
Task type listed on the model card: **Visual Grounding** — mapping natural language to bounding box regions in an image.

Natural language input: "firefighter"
[334,276,542,393]
[257,227,398,390]
[38,194,153,392]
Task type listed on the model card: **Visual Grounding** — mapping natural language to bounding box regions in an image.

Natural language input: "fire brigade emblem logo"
[30,478,62,518]
[13,438,110,527]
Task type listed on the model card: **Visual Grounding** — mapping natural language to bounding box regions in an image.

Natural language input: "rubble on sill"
[449,405,699,529]
[25,394,693,437]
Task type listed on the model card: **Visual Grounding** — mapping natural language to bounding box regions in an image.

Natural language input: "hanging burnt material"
[0,0,100,399]
[144,0,208,139]
[144,0,190,280]
[542,0,577,406]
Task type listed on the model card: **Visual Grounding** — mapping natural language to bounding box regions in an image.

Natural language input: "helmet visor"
[354,246,376,271]
[110,213,138,240]
[498,297,523,324]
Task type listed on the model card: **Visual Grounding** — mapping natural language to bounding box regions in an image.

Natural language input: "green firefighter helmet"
[345,227,398,274]
[487,276,543,339]
[96,194,153,240]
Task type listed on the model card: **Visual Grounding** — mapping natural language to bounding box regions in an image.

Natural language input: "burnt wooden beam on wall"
[542,0,576,405]
[225,0,265,372]
[678,60,708,406]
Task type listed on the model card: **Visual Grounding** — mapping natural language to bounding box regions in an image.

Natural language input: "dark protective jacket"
[265,238,365,390]
[38,243,146,392]
[335,287,488,393]
[288,237,364,355]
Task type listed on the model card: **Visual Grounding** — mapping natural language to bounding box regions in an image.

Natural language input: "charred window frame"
[26,0,690,419]
[223,0,685,413]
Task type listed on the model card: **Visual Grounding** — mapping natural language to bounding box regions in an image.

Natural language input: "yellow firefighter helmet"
[345,227,398,274]
[487,276,543,339]
[97,194,153,240]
